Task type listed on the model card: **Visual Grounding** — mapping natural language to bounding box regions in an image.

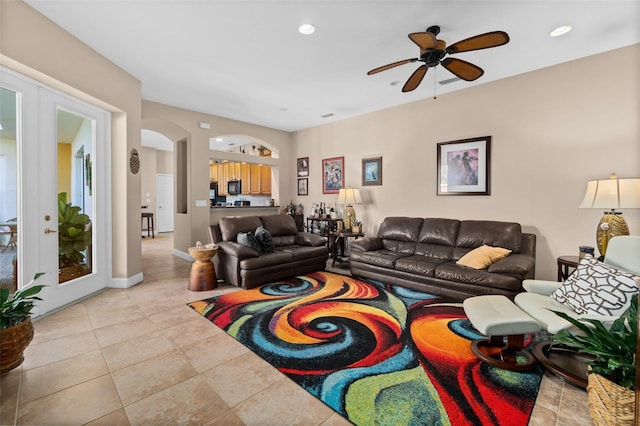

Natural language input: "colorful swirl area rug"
[188,271,543,426]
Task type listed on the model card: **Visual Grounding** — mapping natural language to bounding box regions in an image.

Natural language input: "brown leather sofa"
[349,217,536,301]
[209,214,328,289]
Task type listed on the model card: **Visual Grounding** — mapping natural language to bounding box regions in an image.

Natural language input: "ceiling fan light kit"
[368,25,510,92]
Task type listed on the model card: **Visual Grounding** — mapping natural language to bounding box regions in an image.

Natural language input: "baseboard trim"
[109,272,144,288]
[173,249,193,262]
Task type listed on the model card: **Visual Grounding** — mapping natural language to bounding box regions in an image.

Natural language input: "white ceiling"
[19,1,640,134]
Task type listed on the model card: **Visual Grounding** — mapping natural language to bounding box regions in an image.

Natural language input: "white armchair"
[514,235,640,386]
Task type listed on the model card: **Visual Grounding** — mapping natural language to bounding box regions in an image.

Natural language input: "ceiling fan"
[367,25,510,92]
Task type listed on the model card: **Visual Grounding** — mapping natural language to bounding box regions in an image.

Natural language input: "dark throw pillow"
[255,226,275,253]
[237,231,262,253]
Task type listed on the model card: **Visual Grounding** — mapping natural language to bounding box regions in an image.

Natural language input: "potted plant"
[0,273,45,374]
[551,294,637,426]
[58,192,92,283]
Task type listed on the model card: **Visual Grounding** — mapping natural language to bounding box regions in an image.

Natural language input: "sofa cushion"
[435,262,523,291]
[255,226,275,253]
[349,249,412,268]
[551,255,639,317]
[456,245,512,269]
[488,254,535,275]
[395,255,447,276]
[220,216,263,242]
[260,214,298,236]
[378,217,424,242]
[240,251,294,270]
[278,245,328,261]
[237,232,262,253]
[414,243,455,260]
[454,221,522,259]
[417,218,460,246]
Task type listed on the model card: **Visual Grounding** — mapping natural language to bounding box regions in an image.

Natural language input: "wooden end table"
[557,255,579,282]
[188,246,218,291]
[329,231,364,267]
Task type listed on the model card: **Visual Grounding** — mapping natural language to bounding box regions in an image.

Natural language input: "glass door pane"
[57,108,94,284]
[0,87,18,291]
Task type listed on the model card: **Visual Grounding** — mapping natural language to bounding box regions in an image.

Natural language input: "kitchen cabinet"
[250,164,261,194]
[260,165,271,194]
[210,164,218,182]
[211,161,271,195]
[241,163,251,194]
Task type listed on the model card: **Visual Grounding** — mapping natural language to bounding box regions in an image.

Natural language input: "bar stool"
[141,212,154,238]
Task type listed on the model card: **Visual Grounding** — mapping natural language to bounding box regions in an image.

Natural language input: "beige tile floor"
[0,233,594,425]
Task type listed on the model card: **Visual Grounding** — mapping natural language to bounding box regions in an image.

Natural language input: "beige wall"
[142,101,292,251]
[293,44,640,280]
[57,143,71,196]
[1,0,143,283]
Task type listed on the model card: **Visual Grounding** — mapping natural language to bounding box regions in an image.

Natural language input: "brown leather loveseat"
[209,214,328,289]
[349,217,536,301]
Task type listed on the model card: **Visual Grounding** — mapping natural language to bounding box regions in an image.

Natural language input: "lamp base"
[596,212,629,257]
[343,206,356,230]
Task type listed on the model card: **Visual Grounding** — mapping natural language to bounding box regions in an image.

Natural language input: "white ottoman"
[463,295,541,371]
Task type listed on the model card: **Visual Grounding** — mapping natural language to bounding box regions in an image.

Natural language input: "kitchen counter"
[211,205,280,209]
[210,206,281,225]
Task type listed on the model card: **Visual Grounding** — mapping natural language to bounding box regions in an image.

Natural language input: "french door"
[1,68,111,317]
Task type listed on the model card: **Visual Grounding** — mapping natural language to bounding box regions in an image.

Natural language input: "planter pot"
[59,264,89,283]
[0,317,34,374]
[587,372,635,426]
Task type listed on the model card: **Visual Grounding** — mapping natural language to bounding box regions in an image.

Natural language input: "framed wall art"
[297,157,309,177]
[297,178,308,196]
[322,156,344,194]
[437,136,491,195]
[362,156,382,186]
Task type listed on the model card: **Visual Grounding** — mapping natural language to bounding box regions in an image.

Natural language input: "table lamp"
[579,173,640,257]
[337,188,362,231]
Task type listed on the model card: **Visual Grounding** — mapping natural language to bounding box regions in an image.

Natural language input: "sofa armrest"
[523,279,562,296]
[487,253,535,275]
[216,240,260,258]
[350,236,384,252]
[295,232,327,247]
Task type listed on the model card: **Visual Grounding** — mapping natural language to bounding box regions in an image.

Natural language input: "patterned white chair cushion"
[551,255,639,317]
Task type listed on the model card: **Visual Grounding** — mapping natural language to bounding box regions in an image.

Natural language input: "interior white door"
[1,68,111,317]
[156,174,174,233]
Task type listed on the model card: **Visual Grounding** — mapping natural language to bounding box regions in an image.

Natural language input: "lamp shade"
[336,188,362,205]
[579,174,640,210]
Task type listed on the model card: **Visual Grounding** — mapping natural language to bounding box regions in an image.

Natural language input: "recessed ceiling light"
[298,24,315,35]
[550,26,572,37]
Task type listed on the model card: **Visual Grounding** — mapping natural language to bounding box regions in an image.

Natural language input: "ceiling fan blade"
[446,31,509,54]
[441,58,484,81]
[402,65,428,92]
[408,32,437,49]
[367,58,417,75]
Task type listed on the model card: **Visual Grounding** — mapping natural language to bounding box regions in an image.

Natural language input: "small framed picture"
[322,156,344,194]
[437,136,491,195]
[297,157,309,177]
[362,157,382,186]
[297,178,308,196]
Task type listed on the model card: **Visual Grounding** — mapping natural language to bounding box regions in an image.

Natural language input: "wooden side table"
[557,255,579,282]
[188,246,218,291]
